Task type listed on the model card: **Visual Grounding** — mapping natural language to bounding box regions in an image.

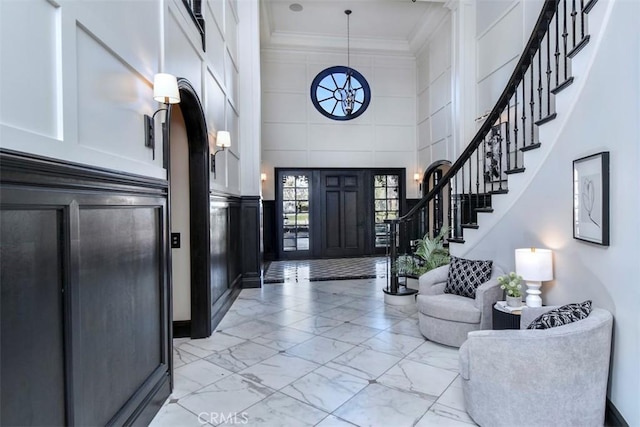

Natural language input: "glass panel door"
[282,174,310,253]
[374,174,399,248]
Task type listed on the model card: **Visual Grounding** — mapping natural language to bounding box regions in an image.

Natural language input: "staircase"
[385,0,604,295]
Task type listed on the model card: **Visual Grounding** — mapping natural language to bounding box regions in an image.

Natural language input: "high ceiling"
[260,0,449,56]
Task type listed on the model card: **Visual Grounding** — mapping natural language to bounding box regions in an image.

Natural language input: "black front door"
[319,171,366,257]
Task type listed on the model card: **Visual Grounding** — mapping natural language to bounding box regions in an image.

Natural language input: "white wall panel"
[418,88,430,123]
[429,19,451,83]
[227,102,239,156]
[225,0,238,62]
[262,92,307,123]
[476,56,517,114]
[262,123,307,150]
[262,149,308,169]
[307,151,373,168]
[373,126,415,152]
[225,50,238,105]
[374,97,414,126]
[205,69,226,134]
[372,151,412,168]
[477,2,522,81]
[1,0,61,139]
[205,3,226,79]
[76,27,152,160]
[262,61,308,92]
[373,66,415,97]
[429,71,451,114]
[308,124,374,151]
[417,51,430,94]
[430,107,450,145]
[206,0,224,37]
[417,119,431,151]
[431,137,449,161]
[476,0,517,35]
[227,154,240,193]
[166,9,203,98]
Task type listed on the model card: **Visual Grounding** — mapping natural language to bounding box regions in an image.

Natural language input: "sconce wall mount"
[210,130,231,178]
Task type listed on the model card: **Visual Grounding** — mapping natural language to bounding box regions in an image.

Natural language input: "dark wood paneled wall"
[0,150,170,426]
[241,196,262,288]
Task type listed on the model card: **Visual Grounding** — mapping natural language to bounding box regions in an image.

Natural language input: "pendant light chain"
[346,10,351,71]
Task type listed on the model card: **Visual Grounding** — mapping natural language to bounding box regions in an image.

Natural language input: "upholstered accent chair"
[416,263,504,347]
[459,306,613,427]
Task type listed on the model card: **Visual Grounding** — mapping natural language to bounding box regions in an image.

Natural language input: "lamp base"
[525,280,542,307]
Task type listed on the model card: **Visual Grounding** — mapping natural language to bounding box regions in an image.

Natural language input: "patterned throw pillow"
[444,256,493,299]
[526,300,593,329]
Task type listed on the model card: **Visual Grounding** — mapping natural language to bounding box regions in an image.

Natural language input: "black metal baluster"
[521,80,527,149]
[580,0,585,40]
[482,136,488,207]
[555,2,560,87]
[563,0,569,81]
[447,178,453,240]
[538,48,543,120]
[514,89,519,168]
[546,29,552,116]
[530,66,535,146]
[461,163,465,225]
[467,161,473,224]
[506,105,512,171]
[476,147,480,210]
[497,127,504,191]
[571,0,577,48]
[453,175,459,239]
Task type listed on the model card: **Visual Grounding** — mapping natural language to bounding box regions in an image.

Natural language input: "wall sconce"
[414,172,422,192]
[210,130,231,178]
[261,173,267,183]
[145,73,180,159]
[515,248,554,307]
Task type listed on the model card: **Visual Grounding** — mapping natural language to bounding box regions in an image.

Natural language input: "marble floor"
[150,277,476,427]
[263,256,389,283]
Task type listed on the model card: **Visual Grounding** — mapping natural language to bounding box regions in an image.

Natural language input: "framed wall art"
[573,151,610,246]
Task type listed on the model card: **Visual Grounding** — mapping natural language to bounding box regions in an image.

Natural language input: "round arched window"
[310,66,371,121]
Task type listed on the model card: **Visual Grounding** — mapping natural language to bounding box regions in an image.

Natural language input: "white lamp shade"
[515,248,553,281]
[153,73,180,104]
[216,131,231,148]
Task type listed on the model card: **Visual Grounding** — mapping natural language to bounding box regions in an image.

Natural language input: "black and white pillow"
[444,256,493,299]
[526,300,593,330]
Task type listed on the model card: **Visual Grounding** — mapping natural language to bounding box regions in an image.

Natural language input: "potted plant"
[497,272,523,307]
[396,226,450,288]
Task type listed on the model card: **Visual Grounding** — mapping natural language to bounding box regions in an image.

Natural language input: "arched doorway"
[166,78,212,339]
[421,160,452,239]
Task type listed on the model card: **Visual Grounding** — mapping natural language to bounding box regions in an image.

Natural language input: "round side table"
[492,306,521,330]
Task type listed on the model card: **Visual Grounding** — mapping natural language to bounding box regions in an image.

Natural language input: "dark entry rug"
[263,256,389,284]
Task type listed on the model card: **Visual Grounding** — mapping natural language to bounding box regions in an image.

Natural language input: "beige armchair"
[416,263,504,347]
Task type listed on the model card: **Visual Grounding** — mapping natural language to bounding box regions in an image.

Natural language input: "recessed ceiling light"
[289,3,303,12]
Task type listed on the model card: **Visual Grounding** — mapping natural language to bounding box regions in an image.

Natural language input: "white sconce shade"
[515,248,553,280]
[216,130,231,148]
[261,173,267,182]
[515,248,553,307]
[153,73,180,104]
[414,173,421,182]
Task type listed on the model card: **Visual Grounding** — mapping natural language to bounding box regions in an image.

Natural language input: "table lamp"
[515,248,553,307]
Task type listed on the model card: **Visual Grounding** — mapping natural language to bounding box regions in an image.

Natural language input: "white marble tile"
[179,332,247,357]
[236,392,327,426]
[377,359,458,399]
[386,317,424,339]
[173,346,200,368]
[232,302,284,318]
[288,315,345,335]
[286,336,354,364]
[178,374,275,418]
[172,371,208,399]
[215,312,254,329]
[344,297,385,312]
[251,327,315,351]
[315,414,358,427]
[258,309,311,326]
[326,346,401,380]
[312,293,356,306]
[406,340,460,372]
[320,322,382,345]
[350,312,404,330]
[316,306,368,322]
[290,301,341,315]
[175,359,234,389]
[281,366,368,413]
[205,341,279,372]
[359,330,425,357]
[333,383,432,427]
[436,376,466,412]
[221,320,282,340]
[416,409,477,427]
[423,403,477,426]
[239,353,320,390]
[148,402,208,427]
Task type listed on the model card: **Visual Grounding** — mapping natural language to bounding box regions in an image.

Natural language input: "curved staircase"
[385,0,606,295]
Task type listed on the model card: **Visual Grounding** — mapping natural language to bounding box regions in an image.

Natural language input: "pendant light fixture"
[341,10,356,116]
